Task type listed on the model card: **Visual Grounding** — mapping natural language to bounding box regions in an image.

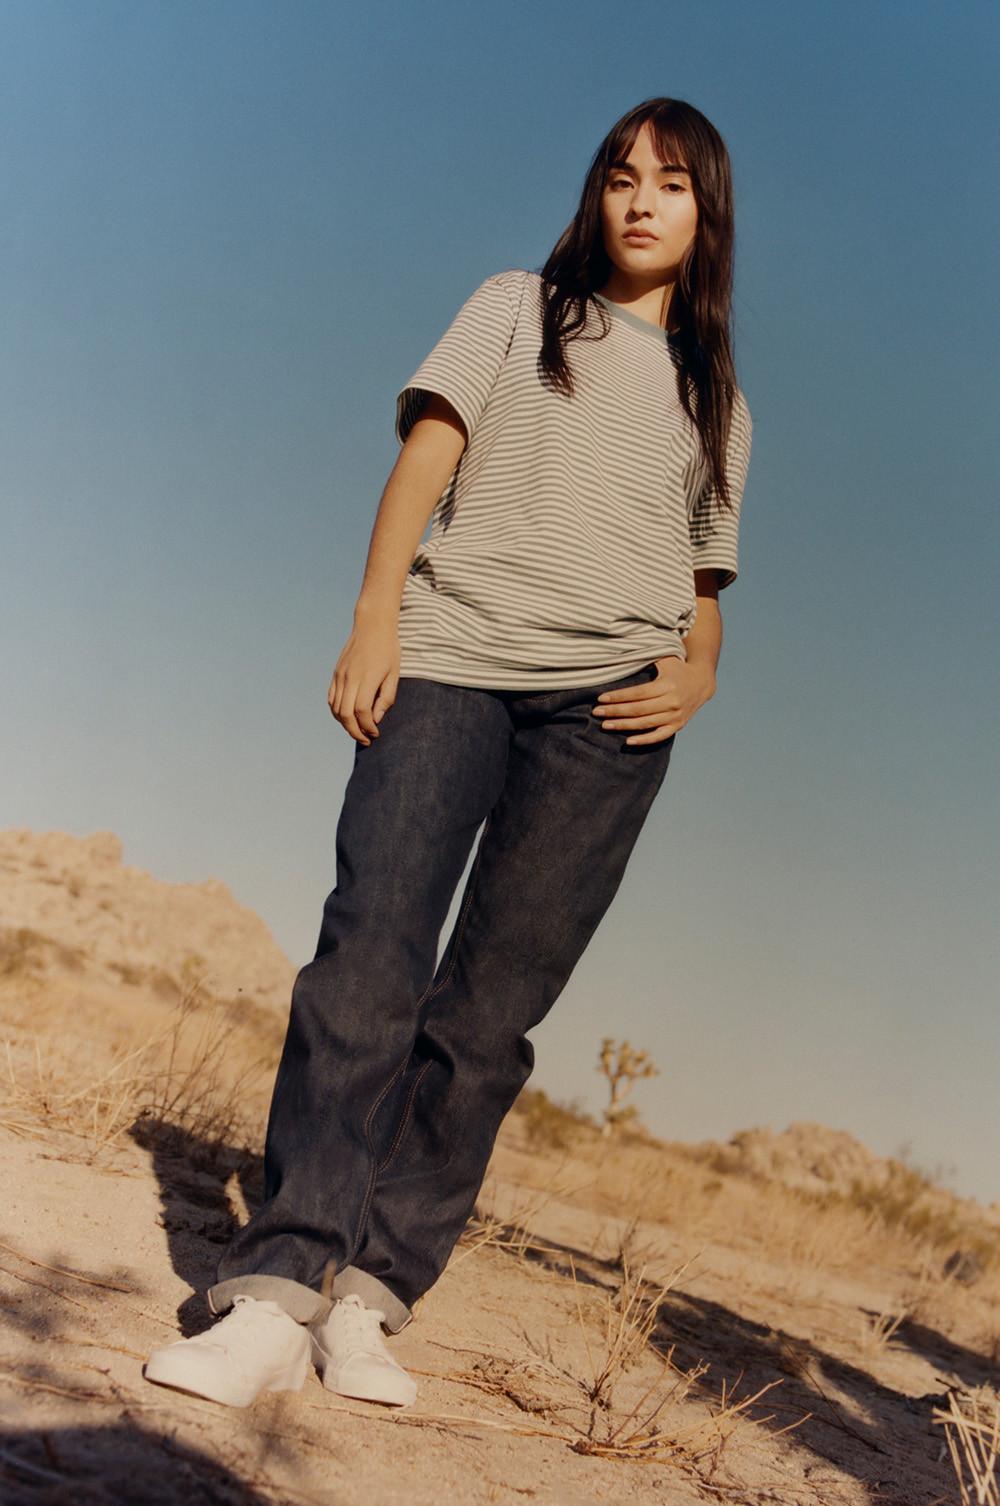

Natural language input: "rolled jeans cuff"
[206,1265,414,1334]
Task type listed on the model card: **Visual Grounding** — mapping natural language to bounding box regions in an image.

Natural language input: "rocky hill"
[0,826,295,1062]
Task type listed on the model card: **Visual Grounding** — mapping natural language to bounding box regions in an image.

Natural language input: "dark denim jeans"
[208,661,676,1331]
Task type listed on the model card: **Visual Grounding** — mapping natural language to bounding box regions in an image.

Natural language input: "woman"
[144,95,753,1411]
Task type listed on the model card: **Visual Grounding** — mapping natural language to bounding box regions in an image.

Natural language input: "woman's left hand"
[592,657,716,745]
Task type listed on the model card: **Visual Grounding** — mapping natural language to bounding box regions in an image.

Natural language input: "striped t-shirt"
[393,268,752,690]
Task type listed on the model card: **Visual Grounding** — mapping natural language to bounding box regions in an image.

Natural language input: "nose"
[627,184,657,219]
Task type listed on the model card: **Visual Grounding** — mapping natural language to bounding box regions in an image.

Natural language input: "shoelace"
[195,1296,285,1357]
[330,1295,387,1356]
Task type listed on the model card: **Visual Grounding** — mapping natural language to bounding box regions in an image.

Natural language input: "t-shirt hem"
[396,649,686,691]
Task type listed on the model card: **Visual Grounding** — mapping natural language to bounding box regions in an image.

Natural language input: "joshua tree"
[597,1036,659,1139]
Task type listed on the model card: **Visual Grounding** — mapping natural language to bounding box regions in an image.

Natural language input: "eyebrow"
[609,158,690,177]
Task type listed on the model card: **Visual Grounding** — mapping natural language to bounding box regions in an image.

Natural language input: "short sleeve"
[394,273,520,448]
[688,388,753,590]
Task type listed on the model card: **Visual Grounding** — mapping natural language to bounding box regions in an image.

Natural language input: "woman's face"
[599,122,699,286]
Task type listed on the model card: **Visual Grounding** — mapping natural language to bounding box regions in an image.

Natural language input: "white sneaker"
[308,1293,418,1406]
[143,1294,310,1408]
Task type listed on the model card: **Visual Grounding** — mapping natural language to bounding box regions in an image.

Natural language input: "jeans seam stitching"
[375,1057,434,1175]
[348,809,495,1263]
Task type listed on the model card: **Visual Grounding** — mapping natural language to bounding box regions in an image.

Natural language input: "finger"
[597,710,671,732]
[625,724,680,745]
[339,703,372,747]
[595,687,657,704]
[353,694,381,738]
[372,670,398,724]
[593,692,663,716]
[338,679,377,741]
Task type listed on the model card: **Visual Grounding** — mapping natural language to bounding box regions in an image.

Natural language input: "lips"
[624,232,658,243]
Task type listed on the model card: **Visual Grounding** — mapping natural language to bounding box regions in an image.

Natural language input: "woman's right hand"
[328,620,401,746]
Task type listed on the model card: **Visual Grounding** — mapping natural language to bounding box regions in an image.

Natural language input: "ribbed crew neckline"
[592,290,678,346]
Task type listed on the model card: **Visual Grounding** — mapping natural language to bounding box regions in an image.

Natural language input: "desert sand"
[2,827,998,1505]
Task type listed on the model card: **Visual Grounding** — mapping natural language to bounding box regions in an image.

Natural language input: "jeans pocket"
[580,663,674,761]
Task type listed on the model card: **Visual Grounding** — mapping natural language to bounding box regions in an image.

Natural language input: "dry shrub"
[603,1213,667,1277]
[0,926,84,980]
[2,981,271,1164]
[447,1251,794,1484]
[513,1086,596,1152]
[843,1157,974,1248]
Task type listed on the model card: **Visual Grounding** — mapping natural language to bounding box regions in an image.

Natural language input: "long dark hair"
[539,97,740,508]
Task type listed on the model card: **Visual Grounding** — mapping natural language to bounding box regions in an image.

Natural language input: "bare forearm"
[662,568,725,700]
[353,470,433,625]
[354,398,467,626]
[683,595,722,684]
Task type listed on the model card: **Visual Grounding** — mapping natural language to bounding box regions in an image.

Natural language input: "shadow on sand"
[127,1112,994,1505]
[0,1421,277,1506]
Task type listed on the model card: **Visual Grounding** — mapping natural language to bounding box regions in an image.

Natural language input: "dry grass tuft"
[1,980,270,1164]
[858,1305,907,1357]
[933,1384,1000,1504]
[454,1166,594,1271]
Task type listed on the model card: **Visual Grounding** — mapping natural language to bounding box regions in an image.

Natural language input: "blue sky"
[3,1,998,1202]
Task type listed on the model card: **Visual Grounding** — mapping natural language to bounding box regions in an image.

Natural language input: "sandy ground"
[2,828,997,1505]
